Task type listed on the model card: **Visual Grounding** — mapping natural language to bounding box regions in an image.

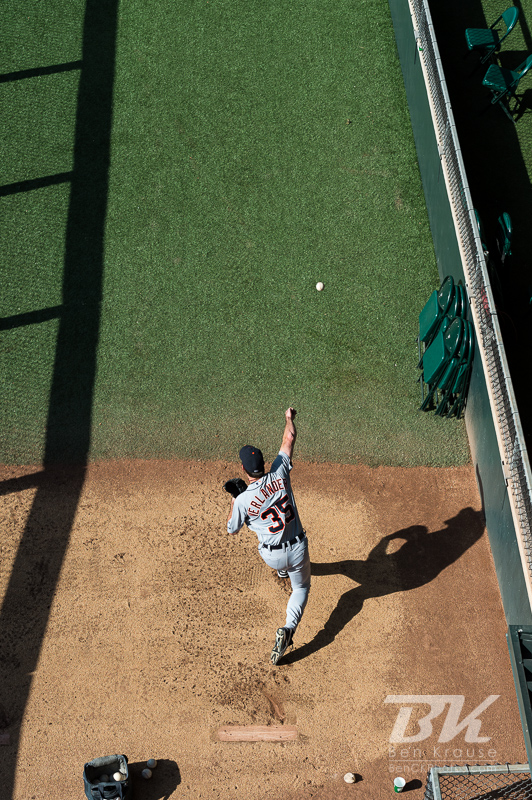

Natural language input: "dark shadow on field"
[0,306,63,330]
[0,60,83,83]
[514,0,532,55]
[0,173,73,196]
[129,759,181,800]
[404,779,423,792]
[0,2,118,798]
[427,0,532,454]
[283,507,484,664]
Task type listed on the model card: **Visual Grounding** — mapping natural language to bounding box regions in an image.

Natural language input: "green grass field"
[1,0,470,466]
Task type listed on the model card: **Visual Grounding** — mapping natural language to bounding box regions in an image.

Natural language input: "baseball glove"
[223,478,247,498]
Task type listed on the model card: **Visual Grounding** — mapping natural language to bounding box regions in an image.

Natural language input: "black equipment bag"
[83,754,132,800]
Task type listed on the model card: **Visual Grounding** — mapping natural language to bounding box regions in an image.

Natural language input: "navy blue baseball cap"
[239,445,264,475]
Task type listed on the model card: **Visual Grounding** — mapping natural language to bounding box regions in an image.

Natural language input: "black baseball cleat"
[270,627,293,665]
[277,569,289,579]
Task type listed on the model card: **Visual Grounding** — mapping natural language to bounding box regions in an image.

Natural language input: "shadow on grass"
[429,0,532,454]
[0,172,74,196]
[514,0,532,54]
[0,61,83,83]
[283,507,484,664]
[0,1,118,797]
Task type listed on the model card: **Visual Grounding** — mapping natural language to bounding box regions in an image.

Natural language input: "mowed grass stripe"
[1,0,469,466]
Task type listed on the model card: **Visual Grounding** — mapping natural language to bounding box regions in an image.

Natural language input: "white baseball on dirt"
[344,772,356,783]
[142,768,153,779]
[147,759,157,769]
[113,772,123,781]
[316,281,324,291]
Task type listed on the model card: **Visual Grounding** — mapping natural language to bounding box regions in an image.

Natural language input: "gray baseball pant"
[258,537,311,632]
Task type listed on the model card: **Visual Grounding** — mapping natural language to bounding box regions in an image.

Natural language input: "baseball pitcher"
[226,407,311,664]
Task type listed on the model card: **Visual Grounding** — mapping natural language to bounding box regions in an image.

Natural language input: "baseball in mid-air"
[147,758,157,769]
[344,772,356,783]
[113,772,123,782]
[142,768,153,780]
[316,281,324,291]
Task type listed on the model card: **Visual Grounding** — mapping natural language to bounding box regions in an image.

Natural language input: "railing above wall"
[409,0,532,607]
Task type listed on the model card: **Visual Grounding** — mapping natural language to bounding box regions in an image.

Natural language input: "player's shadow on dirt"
[129,759,181,800]
[283,507,484,664]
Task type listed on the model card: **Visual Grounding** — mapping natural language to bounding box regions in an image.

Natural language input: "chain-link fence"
[408,0,532,592]
[424,765,532,800]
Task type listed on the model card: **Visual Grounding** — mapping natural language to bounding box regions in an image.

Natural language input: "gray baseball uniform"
[228,451,311,632]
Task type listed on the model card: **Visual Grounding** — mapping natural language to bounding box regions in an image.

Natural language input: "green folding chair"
[456,283,468,317]
[436,321,475,416]
[465,7,519,64]
[474,209,490,260]
[417,278,469,376]
[446,282,467,321]
[417,276,456,371]
[418,276,454,345]
[420,317,465,411]
[435,330,469,411]
[482,53,532,120]
[495,212,512,264]
[447,322,476,418]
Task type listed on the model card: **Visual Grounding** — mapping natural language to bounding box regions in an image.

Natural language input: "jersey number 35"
[261,494,295,533]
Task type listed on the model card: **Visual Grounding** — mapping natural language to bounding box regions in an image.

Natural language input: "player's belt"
[262,532,306,551]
